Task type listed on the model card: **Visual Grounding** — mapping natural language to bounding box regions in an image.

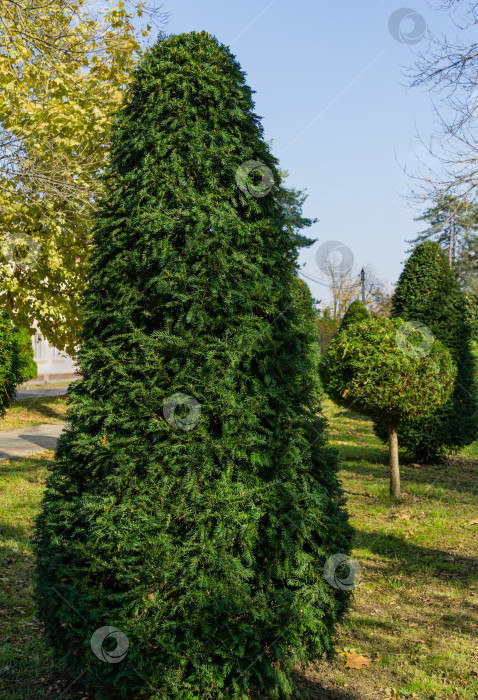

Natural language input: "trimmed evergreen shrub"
[291,277,323,404]
[321,317,456,499]
[374,241,478,461]
[338,300,370,333]
[13,326,37,382]
[34,32,352,699]
[316,309,339,356]
[0,311,22,418]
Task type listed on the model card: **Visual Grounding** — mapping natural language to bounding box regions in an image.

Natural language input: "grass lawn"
[0,400,476,699]
[0,397,69,432]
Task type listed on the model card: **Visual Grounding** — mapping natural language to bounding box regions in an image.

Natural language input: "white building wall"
[32,331,78,381]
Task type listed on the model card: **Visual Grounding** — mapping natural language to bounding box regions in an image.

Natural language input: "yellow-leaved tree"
[0,0,166,354]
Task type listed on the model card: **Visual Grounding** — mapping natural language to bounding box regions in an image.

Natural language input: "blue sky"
[160,1,459,303]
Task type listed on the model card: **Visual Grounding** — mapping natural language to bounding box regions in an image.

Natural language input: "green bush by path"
[13,326,37,382]
[0,311,23,419]
[34,32,352,700]
[374,242,478,462]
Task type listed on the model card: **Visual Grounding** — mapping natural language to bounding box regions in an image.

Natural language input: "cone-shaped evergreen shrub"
[0,311,22,418]
[34,32,352,699]
[338,300,370,333]
[374,241,478,461]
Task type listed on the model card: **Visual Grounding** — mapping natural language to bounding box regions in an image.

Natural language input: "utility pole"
[360,268,365,305]
[449,213,453,266]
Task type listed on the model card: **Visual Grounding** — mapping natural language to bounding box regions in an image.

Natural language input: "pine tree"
[338,299,370,333]
[374,241,478,461]
[408,195,478,288]
[34,32,352,699]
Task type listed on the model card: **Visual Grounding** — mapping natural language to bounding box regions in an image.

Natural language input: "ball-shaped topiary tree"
[321,317,456,500]
[34,32,352,700]
[338,299,370,334]
[0,311,22,418]
[375,241,477,461]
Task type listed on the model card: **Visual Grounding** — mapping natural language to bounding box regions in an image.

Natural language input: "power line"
[298,269,330,288]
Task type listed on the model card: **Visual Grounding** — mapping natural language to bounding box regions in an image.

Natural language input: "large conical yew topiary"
[34,32,352,699]
[374,241,478,461]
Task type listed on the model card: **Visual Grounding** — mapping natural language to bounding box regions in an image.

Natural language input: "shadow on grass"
[12,397,67,421]
[0,455,53,477]
[288,671,361,700]
[354,529,478,584]
[338,446,478,497]
[0,520,31,544]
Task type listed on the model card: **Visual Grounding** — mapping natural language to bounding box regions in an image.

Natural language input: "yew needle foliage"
[34,32,352,699]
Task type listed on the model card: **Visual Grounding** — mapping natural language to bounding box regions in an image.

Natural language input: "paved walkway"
[16,386,68,399]
[0,422,68,459]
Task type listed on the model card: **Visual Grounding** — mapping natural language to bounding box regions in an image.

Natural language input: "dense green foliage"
[338,300,370,333]
[0,311,22,418]
[464,290,478,342]
[34,32,352,700]
[316,308,339,356]
[375,242,478,461]
[321,317,456,426]
[12,327,37,382]
[292,278,323,404]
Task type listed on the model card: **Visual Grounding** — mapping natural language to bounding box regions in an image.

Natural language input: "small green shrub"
[13,326,37,382]
[0,312,23,418]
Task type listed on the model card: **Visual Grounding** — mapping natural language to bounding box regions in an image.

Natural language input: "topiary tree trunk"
[34,32,352,700]
[387,424,400,500]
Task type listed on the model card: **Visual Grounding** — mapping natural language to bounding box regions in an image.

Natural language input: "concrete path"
[0,421,68,459]
[16,386,68,399]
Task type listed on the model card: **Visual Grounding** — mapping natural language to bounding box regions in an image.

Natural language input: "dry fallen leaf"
[409,622,418,627]
[408,529,415,536]
[344,652,373,670]
[392,513,411,520]
[468,519,478,526]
